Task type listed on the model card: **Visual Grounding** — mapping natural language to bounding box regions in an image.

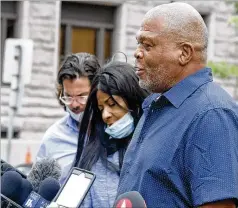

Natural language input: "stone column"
[17,1,63,140]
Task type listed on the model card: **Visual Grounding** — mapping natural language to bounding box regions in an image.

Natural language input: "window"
[60,2,116,65]
[1,1,17,84]
[71,27,96,54]
[1,126,20,139]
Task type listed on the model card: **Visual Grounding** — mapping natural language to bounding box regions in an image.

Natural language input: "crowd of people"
[35,2,238,207]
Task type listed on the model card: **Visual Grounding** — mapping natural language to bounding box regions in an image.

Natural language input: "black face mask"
[100,132,133,156]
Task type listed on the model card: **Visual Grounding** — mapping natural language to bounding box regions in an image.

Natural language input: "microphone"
[38,177,60,201]
[113,191,147,208]
[1,171,32,208]
[17,178,33,205]
[1,171,23,202]
[23,177,60,208]
[23,191,46,208]
[1,162,15,176]
[1,160,27,178]
[27,157,61,192]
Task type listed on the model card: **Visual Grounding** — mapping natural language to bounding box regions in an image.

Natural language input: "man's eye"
[143,43,151,50]
[109,103,116,107]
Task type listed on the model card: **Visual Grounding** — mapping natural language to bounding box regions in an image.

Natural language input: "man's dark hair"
[74,61,149,173]
[56,53,100,107]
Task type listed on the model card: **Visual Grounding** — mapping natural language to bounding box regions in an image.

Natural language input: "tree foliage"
[209,1,238,79]
[208,61,238,78]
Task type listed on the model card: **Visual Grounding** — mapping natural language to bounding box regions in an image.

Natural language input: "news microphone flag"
[23,191,50,208]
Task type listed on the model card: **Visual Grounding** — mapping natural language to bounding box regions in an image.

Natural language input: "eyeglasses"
[60,94,88,105]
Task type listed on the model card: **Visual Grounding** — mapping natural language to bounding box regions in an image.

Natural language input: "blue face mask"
[66,107,84,122]
[105,112,135,139]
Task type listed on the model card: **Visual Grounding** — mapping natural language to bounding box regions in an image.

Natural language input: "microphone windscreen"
[1,171,22,201]
[27,157,61,192]
[38,177,60,201]
[113,191,146,208]
[17,178,33,205]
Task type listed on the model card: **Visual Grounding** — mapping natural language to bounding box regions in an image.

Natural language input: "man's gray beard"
[139,79,156,92]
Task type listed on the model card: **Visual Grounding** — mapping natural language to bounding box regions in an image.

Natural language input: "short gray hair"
[144,2,208,62]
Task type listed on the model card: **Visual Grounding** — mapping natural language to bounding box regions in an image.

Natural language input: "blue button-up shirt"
[117,68,238,207]
[36,114,79,184]
[36,114,120,207]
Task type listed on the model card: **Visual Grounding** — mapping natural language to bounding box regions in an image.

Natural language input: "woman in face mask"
[73,60,149,208]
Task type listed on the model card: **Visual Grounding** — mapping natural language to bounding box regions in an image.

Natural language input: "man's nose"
[70,99,80,109]
[134,48,143,59]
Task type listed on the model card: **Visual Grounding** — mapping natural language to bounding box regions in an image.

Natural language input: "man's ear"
[178,43,194,66]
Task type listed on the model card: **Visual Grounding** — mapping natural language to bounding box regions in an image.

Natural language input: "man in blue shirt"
[36,53,100,184]
[117,2,238,208]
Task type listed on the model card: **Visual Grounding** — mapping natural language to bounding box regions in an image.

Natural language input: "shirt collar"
[66,114,80,132]
[142,93,161,109]
[163,67,213,108]
[142,67,213,109]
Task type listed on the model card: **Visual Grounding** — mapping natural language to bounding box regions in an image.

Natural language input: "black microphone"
[113,191,147,208]
[27,157,61,192]
[1,171,23,202]
[1,159,27,178]
[1,162,15,176]
[17,178,33,205]
[1,171,32,208]
[23,177,61,208]
[38,177,60,201]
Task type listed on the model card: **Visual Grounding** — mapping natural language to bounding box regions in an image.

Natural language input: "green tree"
[207,1,238,99]
[208,61,238,78]
[228,1,238,28]
[227,1,238,27]
[208,1,238,78]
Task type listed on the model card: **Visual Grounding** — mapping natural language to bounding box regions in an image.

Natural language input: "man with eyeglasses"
[35,53,100,184]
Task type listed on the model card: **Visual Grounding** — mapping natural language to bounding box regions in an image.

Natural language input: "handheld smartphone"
[51,167,96,208]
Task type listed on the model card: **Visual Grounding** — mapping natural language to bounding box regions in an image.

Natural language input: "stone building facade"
[1,1,237,164]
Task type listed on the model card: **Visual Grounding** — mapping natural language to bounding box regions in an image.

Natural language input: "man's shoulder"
[184,81,238,121]
[43,114,70,139]
[172,81,238,127]
[48,114,69,129]
[198,81,236,109]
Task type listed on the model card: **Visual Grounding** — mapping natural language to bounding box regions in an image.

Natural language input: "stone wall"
[1,1,63,141]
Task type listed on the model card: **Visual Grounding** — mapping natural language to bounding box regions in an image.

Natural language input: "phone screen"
[55,172,92,208]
